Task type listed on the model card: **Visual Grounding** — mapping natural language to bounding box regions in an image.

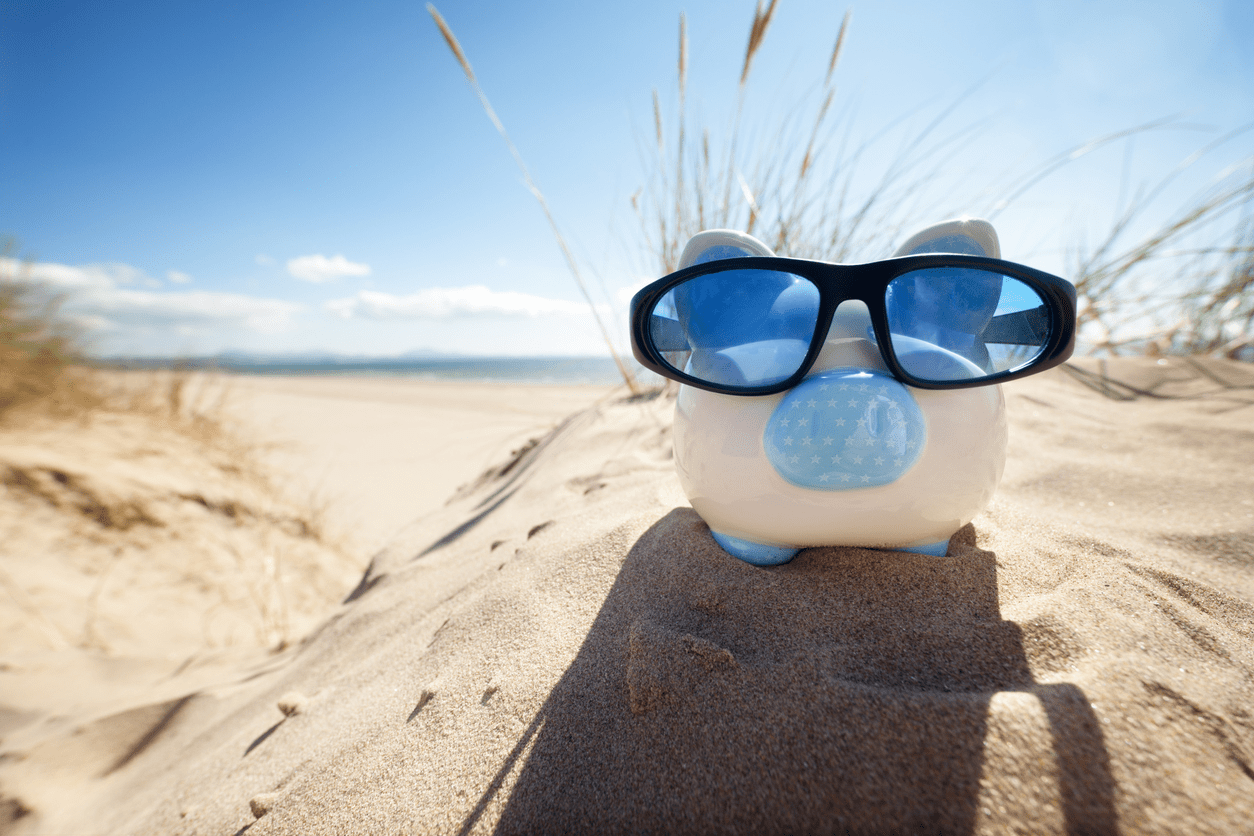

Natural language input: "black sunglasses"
[630,253,1077,395]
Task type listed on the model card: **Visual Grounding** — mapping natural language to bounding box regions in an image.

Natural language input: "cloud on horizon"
[325,285,601,321]
[286,253,371,283]
[2,257,303,349]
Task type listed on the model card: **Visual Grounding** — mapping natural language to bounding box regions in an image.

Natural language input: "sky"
[1,0,1251,358]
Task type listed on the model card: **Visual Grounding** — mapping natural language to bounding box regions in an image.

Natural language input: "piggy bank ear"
[678,229,775,269]
[668,230,809,388]
[886,218,1003,378]
[893,217,1000,258]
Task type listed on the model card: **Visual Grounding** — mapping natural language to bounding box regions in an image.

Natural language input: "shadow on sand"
[462,509,1117,834]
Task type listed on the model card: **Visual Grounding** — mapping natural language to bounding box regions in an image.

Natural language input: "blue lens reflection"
[649,269,820,388]
[885,268,1049,381]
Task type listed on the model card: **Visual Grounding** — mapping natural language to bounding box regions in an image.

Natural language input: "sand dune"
[0,393,363,730]
[222,375,619,554]
[1,358,1252,835]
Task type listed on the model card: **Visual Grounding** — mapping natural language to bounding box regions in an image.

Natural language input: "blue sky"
[2,0,1251,357]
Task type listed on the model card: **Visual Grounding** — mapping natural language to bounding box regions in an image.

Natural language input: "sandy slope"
[0,402,362,729]
[223,375,619,555]
[0,374,614,734]
[1,358,1252,835]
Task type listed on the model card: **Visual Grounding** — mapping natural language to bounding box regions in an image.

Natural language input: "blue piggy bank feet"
[899,539,951,557]
[710,531,800,566]
[709,530,952,565]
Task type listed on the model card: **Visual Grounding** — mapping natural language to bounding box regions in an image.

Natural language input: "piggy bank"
[668,219,1009,565]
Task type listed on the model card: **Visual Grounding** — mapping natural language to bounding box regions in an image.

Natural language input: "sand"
[221,375,620,554]
[1,358,1252,835]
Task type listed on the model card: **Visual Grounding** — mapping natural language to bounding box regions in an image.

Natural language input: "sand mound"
[0,402,360,732]
[2,358,1252,835]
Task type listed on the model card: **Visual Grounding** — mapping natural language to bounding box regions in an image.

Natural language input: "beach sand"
[1,358,1252,834]
[222,375,621,554]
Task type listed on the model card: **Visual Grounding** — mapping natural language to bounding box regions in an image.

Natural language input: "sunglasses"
[630,253,1077,395]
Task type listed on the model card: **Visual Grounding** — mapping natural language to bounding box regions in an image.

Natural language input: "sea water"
[103,354,653,386]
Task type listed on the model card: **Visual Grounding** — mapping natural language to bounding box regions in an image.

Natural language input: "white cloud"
[0,257,303,343]
[82,288,300,333]
[325,285,598,321]
[286,253,371,283]
[100,263,147,286]
[166,270,193,284]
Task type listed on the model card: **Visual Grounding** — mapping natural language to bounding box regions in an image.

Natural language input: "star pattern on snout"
[764,369,926,491]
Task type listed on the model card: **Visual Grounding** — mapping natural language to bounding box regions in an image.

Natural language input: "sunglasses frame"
[630,253,1077,395]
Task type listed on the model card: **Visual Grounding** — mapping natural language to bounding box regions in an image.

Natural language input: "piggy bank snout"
[762,302,929,493]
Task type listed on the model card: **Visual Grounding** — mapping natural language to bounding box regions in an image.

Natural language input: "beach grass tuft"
[2,249,352,654]
[636,5,989,273]
[1067,144,1254,358]
[635,6,1253,360]
[0,244,104,424]
[1,242,337,546]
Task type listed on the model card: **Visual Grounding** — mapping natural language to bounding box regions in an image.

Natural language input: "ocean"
[100,355,652,386]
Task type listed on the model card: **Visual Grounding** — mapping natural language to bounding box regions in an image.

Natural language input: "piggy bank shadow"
[464,509,1117,835]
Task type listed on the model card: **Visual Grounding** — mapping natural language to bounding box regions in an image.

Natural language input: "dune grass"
[0,246,105,423]
[1064,141,1254,359]
[634,6,996,272]
[1,249,355,654]
[1,242,247,441]
[632,6,1253,360]
[0,243,337,545]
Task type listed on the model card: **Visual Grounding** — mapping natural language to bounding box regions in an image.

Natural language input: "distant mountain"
[89,351,633,385]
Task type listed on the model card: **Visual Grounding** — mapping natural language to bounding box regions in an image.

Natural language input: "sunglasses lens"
[885,267,1052,382]
[648,268,821,388]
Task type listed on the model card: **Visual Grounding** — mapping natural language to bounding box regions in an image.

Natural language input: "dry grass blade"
[676,13,688,270]
[738,174,762,236]
[678,13,688,93]
[741,0,780,87]
[1069,136,1254,358]
[796,12,850,197]
[636,5,996,272]
[425,4,640,394]
[988,116,1186,220]
[652,89,664,155]
[722,0,778,226]
[827,9,851,83]
[428,5,475,84]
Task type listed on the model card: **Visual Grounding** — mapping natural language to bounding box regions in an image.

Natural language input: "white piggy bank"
[672,219,1008,565]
